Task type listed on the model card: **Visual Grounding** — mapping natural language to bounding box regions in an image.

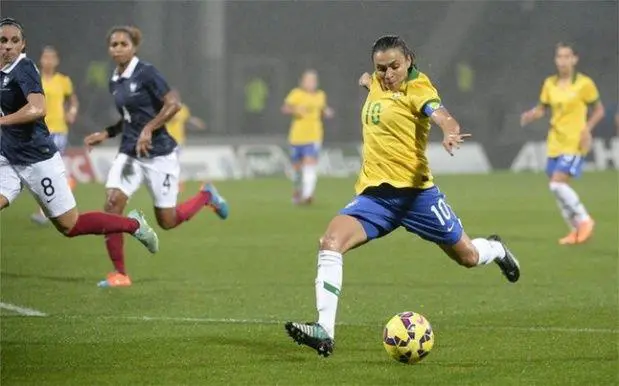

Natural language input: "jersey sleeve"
[63,75,74,97]
[581,77,600,105]
[144,65,171,101]
[284,89,300,106]
[15,62,44,97]
[539,79,550,106]
[409,76,441,116]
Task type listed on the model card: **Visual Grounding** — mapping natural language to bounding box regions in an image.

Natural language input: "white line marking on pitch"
[0,302,47,316]
[2,312,617,334]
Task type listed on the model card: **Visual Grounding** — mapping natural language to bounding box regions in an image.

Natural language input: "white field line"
[1,311,616,334]
[0,302,47,317]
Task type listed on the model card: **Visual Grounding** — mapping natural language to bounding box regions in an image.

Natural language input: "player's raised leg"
[401,186,520,282]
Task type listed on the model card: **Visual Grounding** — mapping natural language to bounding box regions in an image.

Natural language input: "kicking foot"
[489,234,520,283]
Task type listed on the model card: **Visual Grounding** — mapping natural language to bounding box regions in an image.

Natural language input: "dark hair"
[0,17,25,39]
[556,41,577,55]
[371,35,416,69]
[107,25,142,47]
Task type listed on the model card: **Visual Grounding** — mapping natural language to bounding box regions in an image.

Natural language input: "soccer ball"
[383,311,434,364]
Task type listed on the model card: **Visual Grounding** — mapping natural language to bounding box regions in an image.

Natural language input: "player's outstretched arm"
[430,106,471,156]
[359,72,371,91]
[0,93,46,126]
[520,105,545,127]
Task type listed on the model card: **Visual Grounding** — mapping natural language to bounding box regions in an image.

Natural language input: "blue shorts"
[290,142,320,163]
[546,155,584,178]
[50,133,68,155]
[339,185,463,245]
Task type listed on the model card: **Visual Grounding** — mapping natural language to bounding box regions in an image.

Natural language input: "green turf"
[1,172,617,385]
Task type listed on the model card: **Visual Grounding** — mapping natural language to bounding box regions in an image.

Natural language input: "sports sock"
[302,164,318,200]
[66,212,139,237]
[472,238,506,265]
[549,182,590,225]
[174,191,212,226]
[105,234,126,274]
[315,250,343,339]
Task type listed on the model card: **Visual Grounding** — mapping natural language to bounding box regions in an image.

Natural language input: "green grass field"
[1,172,617,385]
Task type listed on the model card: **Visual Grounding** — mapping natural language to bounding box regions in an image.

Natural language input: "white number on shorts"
[40,177,55,197]
[430,198,452,226]
[122,106,132,123]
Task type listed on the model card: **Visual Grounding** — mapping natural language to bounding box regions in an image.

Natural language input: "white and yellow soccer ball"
[383,311,434,364]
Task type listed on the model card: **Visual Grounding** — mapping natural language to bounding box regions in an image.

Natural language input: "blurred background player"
[285,35,520,357]
[281,69,334,205]
[520,42,605,245]
[30,45,79,225]
[165,99,207,191]
[0,17,159,253]
[84,26,229,288]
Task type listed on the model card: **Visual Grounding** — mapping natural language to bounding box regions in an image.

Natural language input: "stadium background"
[4,0,618,175]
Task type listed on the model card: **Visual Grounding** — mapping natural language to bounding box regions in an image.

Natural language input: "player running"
[284,35,520,357]
[30,45,79,224]
[0,18,159,253]
[281,69,334,205]
[520,42,605,245]
[84,26,229,288]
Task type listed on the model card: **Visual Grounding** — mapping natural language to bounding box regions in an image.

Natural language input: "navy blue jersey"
[109,57,177,158]
[0,54,57,165]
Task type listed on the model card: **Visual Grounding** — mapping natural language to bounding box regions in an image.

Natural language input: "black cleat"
[285,322,334,357]
[489,234,520,283]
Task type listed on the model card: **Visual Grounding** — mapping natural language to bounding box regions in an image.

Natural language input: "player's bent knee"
[319,234,344,253]
[0,195,9,210]
[104,190,127,214]
[51,208,79,237]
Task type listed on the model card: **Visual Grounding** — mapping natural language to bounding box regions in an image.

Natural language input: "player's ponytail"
[371,35,417,71]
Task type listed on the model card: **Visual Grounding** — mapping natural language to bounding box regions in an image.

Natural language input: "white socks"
[301,164,317,200]
[315,250,342,339]
[549,182,590,227]
[472,238,506,265]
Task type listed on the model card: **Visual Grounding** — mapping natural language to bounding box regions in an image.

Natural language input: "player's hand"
[136,129,153,157]
[442,132,471,156]
[295,106,309,117]
[520,110,536,127]
[579,130,592,155]
[359,72,371,89]
[324,107,335,119]
[84,131,108,152]
[65,108,77,125]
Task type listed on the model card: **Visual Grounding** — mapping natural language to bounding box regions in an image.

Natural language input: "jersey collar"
[111,56,139,81]
[1,53,26,74]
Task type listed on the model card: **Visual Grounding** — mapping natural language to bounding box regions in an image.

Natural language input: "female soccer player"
[284,35,520,357]
[30,45,79,224]
[520,42,605,245]
[84,26,229,288]
[281,69,334,205]
[0,18,159,253]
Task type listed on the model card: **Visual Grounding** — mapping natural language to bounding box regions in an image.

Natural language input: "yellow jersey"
[167,104,191,145]
[42,73,73,134]
[284,88,327,145]
[539,72,600,157]
[355,68,439,194]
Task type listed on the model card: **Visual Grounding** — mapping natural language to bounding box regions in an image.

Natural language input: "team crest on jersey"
[2,77,9,87]
[391,92,402,100]
[129,82,138,92]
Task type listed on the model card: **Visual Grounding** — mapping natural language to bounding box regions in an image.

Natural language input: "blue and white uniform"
[0,53,75,217]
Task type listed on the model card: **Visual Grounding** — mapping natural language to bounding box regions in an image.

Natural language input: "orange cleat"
[558,230,578,245]
[575,218,595,244]
[97,272,132,288]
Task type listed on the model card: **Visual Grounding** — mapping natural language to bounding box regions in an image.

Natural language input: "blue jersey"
[0,54,57,165]
[109,57,177,158]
